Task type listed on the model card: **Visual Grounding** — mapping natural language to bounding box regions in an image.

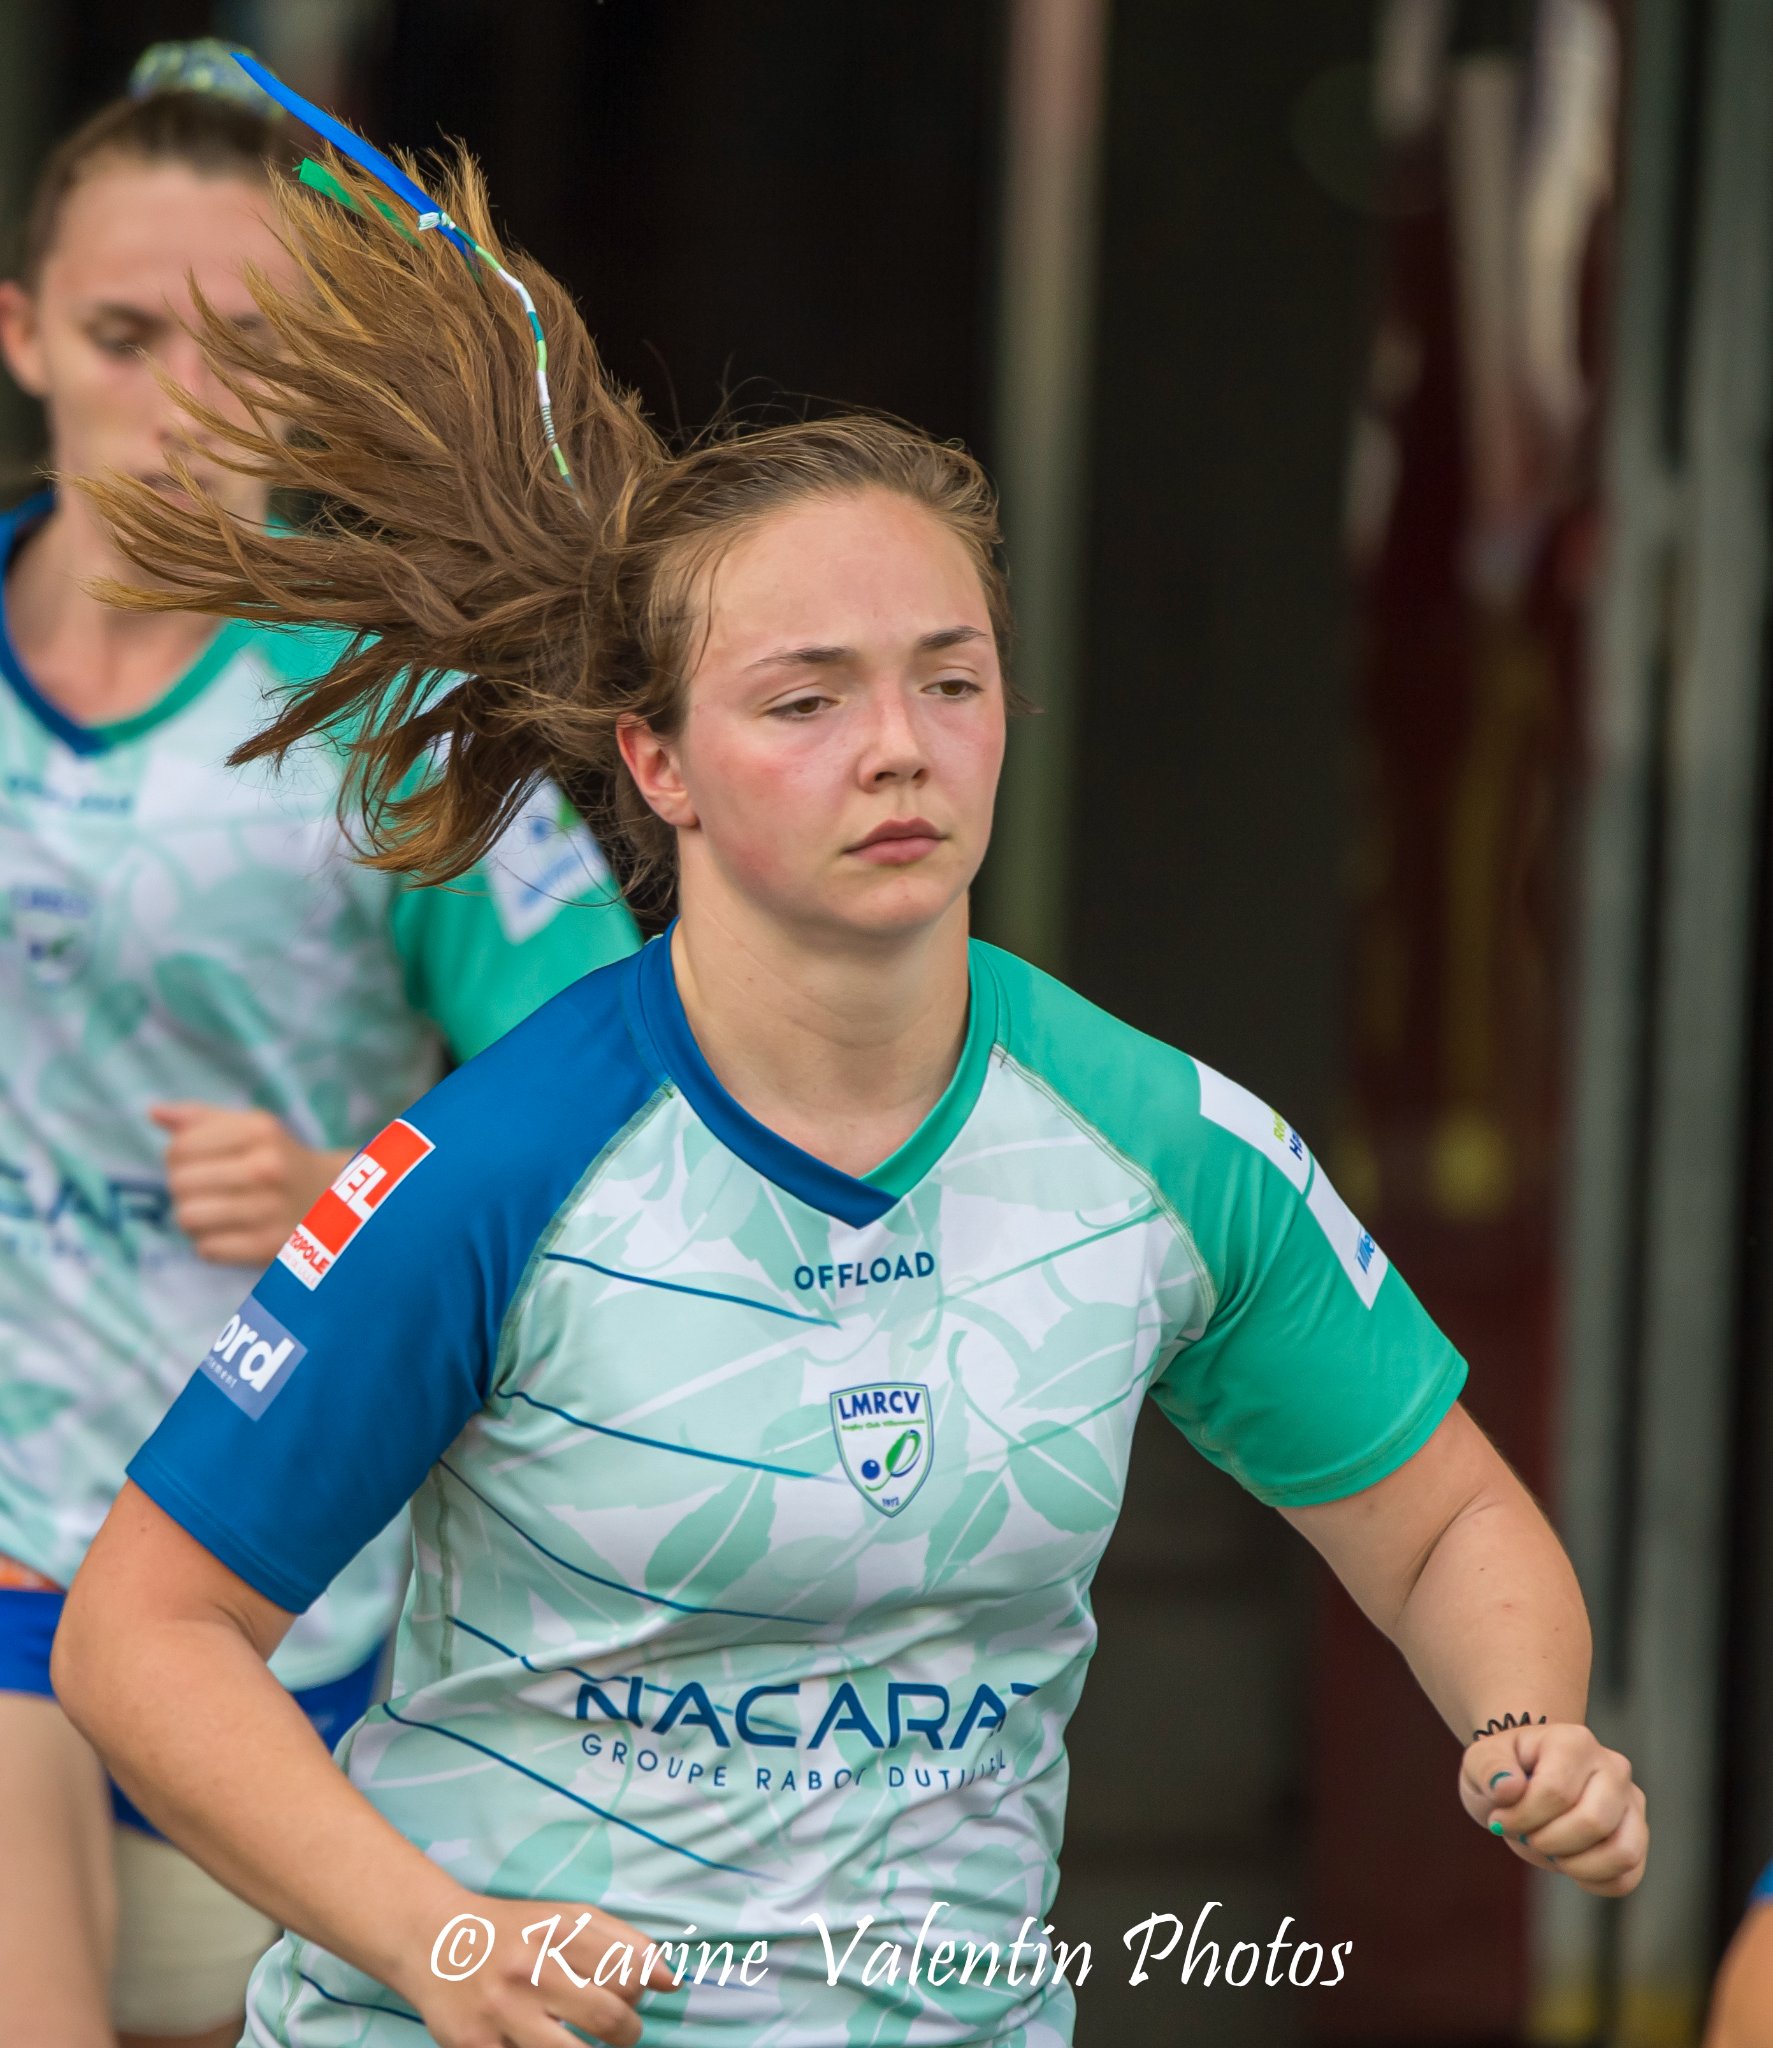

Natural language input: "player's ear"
[0,281,49,400]
[617,715,698,831]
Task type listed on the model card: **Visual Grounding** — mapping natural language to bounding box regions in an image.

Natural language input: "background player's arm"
[55,1483,674,2046]
[1282,1402,1646,1896]
[150,1102,349,1267]
[1706,1902,1773,2048]
[150,787,638,1268]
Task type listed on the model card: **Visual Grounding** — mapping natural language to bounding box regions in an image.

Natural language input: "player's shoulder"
[980,942,1211,1124]
[224,624,462,719]
[978,944,1389,1306]
[413,944,657,1155]
[978,941,1316,1193]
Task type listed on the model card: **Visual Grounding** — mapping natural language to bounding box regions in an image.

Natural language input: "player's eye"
[768,693,833,721]
[926,676,983,699]
[88,324,149,358]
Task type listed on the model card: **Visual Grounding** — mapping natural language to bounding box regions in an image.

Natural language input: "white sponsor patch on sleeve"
[201,1293,307,1417]
[486,781,614,943]
[1305,1164,1389,1308]
[1193,1058,1311,1192]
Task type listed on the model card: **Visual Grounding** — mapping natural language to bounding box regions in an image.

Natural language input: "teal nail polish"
[1488,1771,1513,1790]
[1490,1822,1506,1836]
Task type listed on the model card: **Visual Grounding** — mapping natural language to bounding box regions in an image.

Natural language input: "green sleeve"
[1145,1060,1467,1506]
[388,781,640,1060]
[239,638,641,1058]
[984,945,1467,1508]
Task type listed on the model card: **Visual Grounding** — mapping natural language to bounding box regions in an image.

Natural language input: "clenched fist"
[150,1102,350,1267]
[1462,1721,1648,1897]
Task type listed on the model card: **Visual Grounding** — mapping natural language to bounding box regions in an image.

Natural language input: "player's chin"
[830,859,971,935]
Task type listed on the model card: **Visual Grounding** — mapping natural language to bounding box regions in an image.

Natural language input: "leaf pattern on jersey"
[284,1060,1209,2048]
[0,634,633,1687]
[924,1467,1012,1584]
[79,980,148,1064]
[1001,1423,1123,1538]
[645,1469,778,1605]
[487,1809,616,1903]
[155,952,281,1055]
[0,1382,74,1437]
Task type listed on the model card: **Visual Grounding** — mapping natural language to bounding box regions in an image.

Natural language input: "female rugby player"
[0,49,636,2047]
[55,111,1646,2048]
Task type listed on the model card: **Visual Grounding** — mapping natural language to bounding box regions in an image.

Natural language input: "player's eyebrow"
[916,625,990,654]
[747,625,989,673]
[86,301,166,327]
[84,301,268,332]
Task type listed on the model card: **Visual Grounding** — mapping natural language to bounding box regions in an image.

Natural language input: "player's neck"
[5,494,220,726]
[670,897,972,1182]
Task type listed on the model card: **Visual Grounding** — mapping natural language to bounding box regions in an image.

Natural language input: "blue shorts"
[0,1586,382,1836]
[1754,1858,1773,1910]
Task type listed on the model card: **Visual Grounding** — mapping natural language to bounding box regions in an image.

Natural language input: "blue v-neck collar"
[0,492,248,755]
[624,929,997,1229]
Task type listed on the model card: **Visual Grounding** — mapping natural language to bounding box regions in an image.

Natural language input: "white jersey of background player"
[0,46,636,2048]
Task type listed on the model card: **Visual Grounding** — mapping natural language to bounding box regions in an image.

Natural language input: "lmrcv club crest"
[830,1382,933,1516]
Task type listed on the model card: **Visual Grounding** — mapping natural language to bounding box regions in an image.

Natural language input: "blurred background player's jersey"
[0,493,639,1686]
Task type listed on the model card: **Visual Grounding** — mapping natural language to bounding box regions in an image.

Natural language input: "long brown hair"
[84,144,1012,915]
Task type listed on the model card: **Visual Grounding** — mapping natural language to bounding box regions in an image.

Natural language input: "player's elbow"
[51,1546,137,1746]
[54,1488,185,1746]
[58,1480,293,1761]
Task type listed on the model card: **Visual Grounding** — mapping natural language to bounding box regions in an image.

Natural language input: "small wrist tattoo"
[1471,1711,1548,1745]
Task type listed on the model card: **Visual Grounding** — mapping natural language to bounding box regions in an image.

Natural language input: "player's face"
[658,488,1007,942]
[0,160,290,528]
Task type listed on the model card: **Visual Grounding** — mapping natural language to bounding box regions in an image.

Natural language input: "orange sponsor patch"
[275,1118,434,1291]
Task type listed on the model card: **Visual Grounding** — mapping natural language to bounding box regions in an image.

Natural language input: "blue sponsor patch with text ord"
[199,1294,306,1419]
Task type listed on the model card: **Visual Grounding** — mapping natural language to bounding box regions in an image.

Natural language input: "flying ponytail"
[84,137,1012,912]
[85,142,662,888]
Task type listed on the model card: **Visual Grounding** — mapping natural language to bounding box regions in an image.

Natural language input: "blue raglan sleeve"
[125,959,656,1615]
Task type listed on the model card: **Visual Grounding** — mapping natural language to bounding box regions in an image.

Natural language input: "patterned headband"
[130,39,280,115]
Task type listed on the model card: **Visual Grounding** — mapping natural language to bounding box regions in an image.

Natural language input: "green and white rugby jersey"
[0,494,639,1684]
[132,933,1465,2044]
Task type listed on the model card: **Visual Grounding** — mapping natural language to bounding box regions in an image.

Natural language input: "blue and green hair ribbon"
[230,50,576,491]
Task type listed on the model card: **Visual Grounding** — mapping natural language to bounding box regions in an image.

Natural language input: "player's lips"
[847,818,945,865]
